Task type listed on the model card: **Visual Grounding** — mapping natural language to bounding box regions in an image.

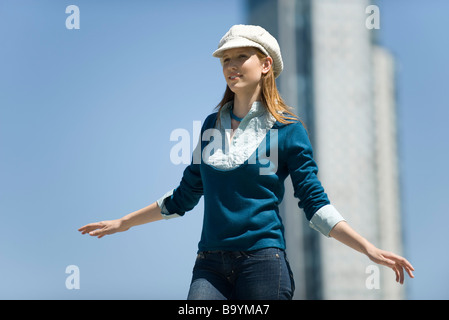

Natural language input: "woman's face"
[221,47,272,95]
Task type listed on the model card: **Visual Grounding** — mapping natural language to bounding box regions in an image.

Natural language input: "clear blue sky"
[0,0,447,299]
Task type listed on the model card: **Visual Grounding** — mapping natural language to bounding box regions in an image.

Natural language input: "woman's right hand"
[78,201,163,239]
[78,219,130,239]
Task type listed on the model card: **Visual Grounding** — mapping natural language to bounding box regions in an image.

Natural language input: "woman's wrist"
[119,216,133,231]
[330,221,376,256]
[359,238,376,256]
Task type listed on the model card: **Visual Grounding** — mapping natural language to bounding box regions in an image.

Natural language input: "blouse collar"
[202,100,277,171]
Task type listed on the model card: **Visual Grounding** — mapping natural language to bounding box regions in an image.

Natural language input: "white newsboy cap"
[212,24,283,79]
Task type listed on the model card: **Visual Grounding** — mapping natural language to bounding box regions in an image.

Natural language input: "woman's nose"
[227,60,238,70]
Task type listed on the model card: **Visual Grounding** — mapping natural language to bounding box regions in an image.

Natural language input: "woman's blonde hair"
[215,49,300,125]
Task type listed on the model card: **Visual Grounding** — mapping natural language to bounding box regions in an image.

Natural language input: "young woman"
[78,25,414,300]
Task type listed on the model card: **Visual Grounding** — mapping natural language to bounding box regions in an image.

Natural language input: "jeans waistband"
[198,250,244,259]
[198,247,284,259]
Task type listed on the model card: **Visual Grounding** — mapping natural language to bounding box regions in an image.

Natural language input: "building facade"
[247,0,404,299]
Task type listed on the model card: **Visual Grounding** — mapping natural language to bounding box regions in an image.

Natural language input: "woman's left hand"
[330,221,415,284]
[365,246,415,284]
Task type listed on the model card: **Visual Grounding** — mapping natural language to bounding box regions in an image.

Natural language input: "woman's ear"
[261,56,273,75]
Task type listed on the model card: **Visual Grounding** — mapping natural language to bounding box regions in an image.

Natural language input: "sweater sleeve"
[156,113,217,219]
[156,161,203,219]
[285,121,345,237]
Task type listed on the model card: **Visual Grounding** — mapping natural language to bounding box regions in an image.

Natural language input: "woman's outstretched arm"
[78,201,163,238]
[329,221,415,284]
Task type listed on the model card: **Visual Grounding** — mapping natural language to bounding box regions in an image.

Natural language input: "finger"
[81,222,105,230]
[399,261,415,279]
[389,255,415,280]
[381,251,403,264]
[403,259,415,276]
[405,265,415,279]
[404,259,415,272]
[78,223,95,233]
[380,256,397,268]
[89,227,107,237]
[382,252,410,270]
[394,266,400,283]
[378,254,402,283]
[398,264,404,284]
[78,222,104,234]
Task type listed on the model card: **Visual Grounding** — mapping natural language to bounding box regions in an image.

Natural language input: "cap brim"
[212,37,269,58]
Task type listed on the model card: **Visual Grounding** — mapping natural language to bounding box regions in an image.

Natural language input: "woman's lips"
[229,74,242,80]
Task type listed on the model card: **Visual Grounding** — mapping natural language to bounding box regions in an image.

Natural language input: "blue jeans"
[187,247,295,300]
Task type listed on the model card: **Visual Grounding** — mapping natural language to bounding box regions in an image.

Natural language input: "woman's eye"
[223,54,247,63]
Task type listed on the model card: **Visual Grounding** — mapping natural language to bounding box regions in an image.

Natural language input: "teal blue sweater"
[157,102,344,252]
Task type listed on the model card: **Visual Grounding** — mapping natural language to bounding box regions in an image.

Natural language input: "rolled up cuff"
[156,189,182,220]
[309,204,345,237]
